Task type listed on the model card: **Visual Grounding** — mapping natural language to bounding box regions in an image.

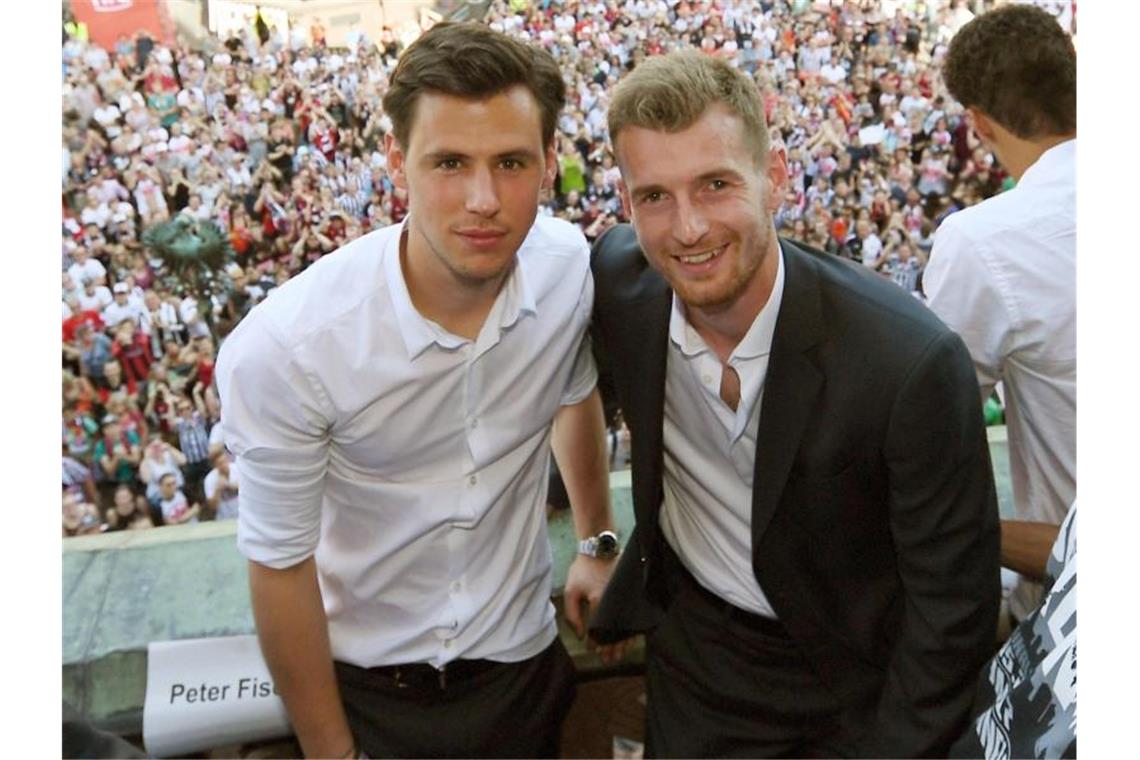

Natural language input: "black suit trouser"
[645,543,855,758]
[334,637,577,758]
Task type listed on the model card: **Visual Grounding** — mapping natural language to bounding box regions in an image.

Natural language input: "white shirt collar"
[384,216,538,361]
[669,245,786,363]
[1017,138,1075,190]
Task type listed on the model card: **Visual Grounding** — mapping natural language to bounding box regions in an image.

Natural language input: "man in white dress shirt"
[216,22,616,759]
[925,4,1076,624]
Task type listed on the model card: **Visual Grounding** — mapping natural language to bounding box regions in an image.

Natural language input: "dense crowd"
[485,0,1009,289]
[61,0,1023,536]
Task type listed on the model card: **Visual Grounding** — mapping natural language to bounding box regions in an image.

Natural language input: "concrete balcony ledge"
[63,471,639,735]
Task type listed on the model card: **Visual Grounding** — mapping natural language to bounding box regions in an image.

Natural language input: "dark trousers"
[334,638,577,758]
[645,544,854,758]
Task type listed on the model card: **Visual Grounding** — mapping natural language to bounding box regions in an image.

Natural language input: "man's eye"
[708,179,729,191]
[438,158,461,171]
[641,191,664,204]
[500,158,524,171]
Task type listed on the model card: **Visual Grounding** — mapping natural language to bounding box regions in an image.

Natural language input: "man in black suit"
[589,50,1000,758]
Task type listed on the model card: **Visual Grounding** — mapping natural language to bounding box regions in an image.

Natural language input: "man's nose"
[672,199,709,247]
[464,167,501,217]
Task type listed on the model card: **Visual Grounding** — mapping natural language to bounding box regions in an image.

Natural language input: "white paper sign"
[858,124,886,146]
[143,635,292,757]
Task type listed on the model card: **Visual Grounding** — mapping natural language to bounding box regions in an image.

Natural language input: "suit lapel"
[751,240,827,548]
[622,289,671,531]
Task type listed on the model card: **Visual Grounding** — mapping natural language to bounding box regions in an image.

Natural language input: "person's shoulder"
[524,214,590,259]
[783,238,949,341]
[590,222,642,275]
[938,193,1015,238]
[517,215,591,294]
[231,225,395,344]
[590,223,667,305]
[944,169,1073,244]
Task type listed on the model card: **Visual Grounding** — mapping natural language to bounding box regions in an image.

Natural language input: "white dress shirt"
[925,140,1075,619]
[216,216,596,668]
[660,248,786,616]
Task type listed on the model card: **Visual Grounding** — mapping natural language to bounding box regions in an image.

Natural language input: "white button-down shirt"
[660,249,785,616]
[216,216,596,668]
[925,140,1075,618]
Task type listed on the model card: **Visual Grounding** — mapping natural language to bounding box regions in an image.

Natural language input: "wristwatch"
[578,530,620,559]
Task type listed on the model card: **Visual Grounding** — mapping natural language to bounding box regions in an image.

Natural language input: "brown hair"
[607,50,769,165]
[943,5,1076,139]
[381,22,566,149]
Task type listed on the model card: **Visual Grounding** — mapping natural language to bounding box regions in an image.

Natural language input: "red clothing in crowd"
[830,217,848,244]
[112,332,153,388]
[63,310,105,343]
[231,226,254,255]
[197,358,215,390]
[312,124,339,162]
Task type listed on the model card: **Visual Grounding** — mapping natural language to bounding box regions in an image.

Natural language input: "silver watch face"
[595,531,619,558]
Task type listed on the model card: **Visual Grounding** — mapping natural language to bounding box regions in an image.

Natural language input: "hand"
[563,554,620,658]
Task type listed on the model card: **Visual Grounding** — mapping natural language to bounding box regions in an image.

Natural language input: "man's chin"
[671,277,745,314]
[448,254,517,288]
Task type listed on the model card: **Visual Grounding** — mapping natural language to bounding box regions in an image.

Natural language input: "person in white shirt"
[92,99,122,139]
[177,193,213,223]
[855,218,885,269]
[80,191,112,230]
[819,59,847,84]
[924,4,1076,624]
[203,449,240,521]
[215,23,616,760]
[67,246,106,288]
[101,283,143,329]
[157,472,200,525]
[76,278,113,313]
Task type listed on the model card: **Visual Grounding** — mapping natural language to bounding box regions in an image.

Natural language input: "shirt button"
[702,374,713,385]
[443,639,454,649]
[468,475,477,486]
[450,581,461,594]
[468,417,478,429]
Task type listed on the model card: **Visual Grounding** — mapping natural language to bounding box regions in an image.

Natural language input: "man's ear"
[967,107,997,143]
[542,141,558,191]
[764,144,789,214]
[384,132,407,191]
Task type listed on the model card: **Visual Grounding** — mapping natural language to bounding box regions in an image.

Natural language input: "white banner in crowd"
[143,635,292,758]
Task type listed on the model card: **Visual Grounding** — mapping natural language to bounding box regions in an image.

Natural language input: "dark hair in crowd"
[942,5,1076,139]
[381,22,566,149]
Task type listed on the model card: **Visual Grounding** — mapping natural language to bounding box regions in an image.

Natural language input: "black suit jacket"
[589,224,1001,758]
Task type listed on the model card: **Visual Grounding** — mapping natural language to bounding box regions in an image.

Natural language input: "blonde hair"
[607,51,770,165]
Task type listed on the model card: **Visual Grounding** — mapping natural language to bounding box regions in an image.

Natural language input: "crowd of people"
[61,0,1030,536]
[484,0,1008,286]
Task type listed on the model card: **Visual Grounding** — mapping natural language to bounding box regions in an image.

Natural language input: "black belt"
[665,541,790,639]
[352,658,500,691]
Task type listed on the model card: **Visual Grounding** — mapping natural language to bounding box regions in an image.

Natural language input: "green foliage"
[142,215,235,296]
[142,216,237,333]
